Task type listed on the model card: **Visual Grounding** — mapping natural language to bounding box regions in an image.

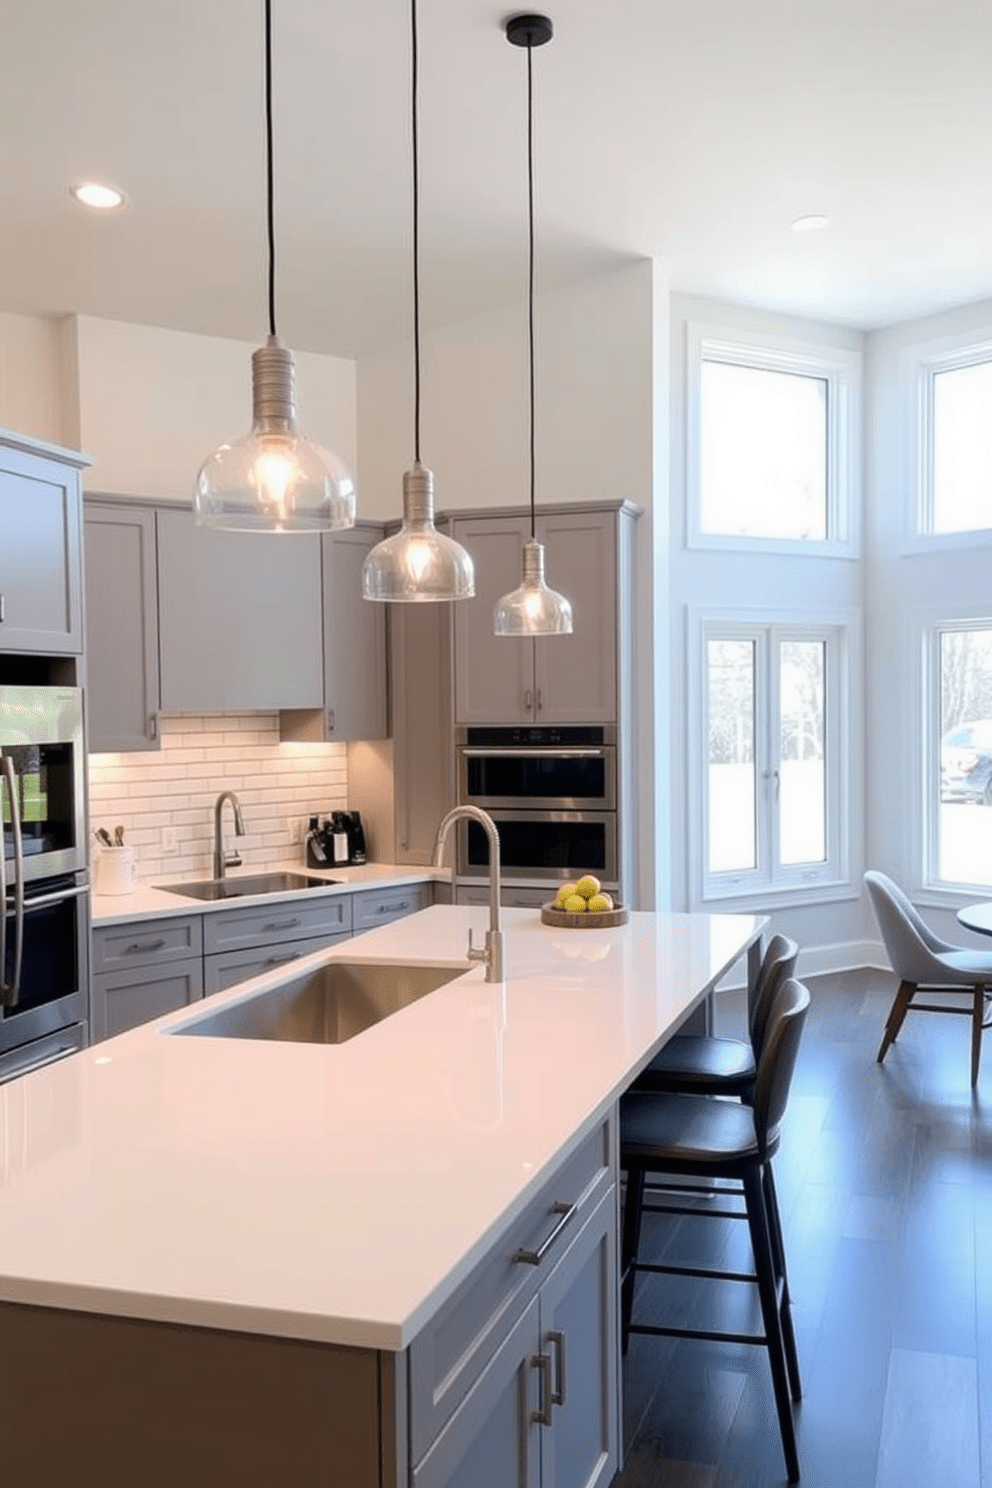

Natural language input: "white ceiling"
[2,0,991,358]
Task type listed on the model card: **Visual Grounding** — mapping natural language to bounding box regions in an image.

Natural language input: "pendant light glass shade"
[193,0,355,535]
[494,13,572,637]
[494,538,572,635]
[362,462,474,601]
[361,0,475,603]
[195,338,356,533]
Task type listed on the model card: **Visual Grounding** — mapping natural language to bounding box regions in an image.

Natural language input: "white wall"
[866,296,992,951]
[0,311,67,446]
[668,293,872,968]
[70,316,357,499]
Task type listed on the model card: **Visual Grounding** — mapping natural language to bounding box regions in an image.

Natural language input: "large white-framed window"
[688,610,852,905]
[923,616,992,892]
[908,332,992,544]
[685,322,860,556]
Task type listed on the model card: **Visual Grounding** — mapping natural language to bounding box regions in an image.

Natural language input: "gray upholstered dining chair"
[864,869,992,1087]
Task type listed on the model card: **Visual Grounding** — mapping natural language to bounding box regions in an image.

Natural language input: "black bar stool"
[630,932,798,1097]
[620,977,810,1484]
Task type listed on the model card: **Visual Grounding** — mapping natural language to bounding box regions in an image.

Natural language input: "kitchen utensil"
[114,824,125,846]
[95,827,114,848]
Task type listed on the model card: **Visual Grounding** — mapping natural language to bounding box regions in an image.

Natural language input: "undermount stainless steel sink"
[170,960,467,1045]
[157,871,338,902]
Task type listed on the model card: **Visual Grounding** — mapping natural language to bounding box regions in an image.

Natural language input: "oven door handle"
[1,754,25,1008]
[460,748,605,759]
[22,883,89,914]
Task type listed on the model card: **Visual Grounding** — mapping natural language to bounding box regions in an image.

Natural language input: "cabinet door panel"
[84,502,160,751]
[201,894,352,954]
[92,958,204,1041]
[412,1295,541,1488]
[539,1189,619,1488]
[157,509,323,711]
[324,526,387,741]
[452,518,533,724]
[391,601,454,863]
[534,511,616,724]
[0,443,83,654]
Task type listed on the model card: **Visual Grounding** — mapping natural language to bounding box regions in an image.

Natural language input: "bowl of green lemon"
[540,875,629,929]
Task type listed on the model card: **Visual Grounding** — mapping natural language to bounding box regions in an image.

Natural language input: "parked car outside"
[941,720,992,804]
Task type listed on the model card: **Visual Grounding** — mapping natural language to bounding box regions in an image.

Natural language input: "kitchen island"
[0,904,762,1487]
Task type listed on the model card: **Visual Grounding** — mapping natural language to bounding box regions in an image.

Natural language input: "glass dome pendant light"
[361,0,475,602]
[194,0,356,534]
[494,14,572,638]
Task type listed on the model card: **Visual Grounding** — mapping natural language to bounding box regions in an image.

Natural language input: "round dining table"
[957,901,992,937]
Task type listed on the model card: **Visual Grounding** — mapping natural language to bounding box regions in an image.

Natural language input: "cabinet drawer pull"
[126,938,166,954]
[0,594,5,623]
[531,1352,553,1427]
[262,916,302,932]
[548,1329,566,1407]
[512,1201,577,1266]
[374,899,408,915]
[264,951,302,968]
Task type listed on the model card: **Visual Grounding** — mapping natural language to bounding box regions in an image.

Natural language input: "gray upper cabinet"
[84,500,160,751]
[280,523,388,744]
[452,506,624,725]
[0,431,87,655]
[157,507,323,712]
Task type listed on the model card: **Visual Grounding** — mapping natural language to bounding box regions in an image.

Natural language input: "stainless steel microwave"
[457,725,616,812]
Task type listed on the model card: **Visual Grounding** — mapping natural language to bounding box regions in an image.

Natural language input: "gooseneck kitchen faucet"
[214,791,247,880]
[432,805,505,983]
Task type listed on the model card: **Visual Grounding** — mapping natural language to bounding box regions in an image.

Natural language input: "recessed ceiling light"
[790,213,829,232]
[70,181,126,211]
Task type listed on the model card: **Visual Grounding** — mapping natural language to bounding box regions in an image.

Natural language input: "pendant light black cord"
[264,0,277,339]
[526,37,536,539]
[411,0,421,463]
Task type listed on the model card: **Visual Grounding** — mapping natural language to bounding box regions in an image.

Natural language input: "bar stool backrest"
[749,933,800,1053]
[752,977,811,1159]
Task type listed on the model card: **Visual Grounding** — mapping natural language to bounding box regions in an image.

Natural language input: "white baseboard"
[716,937,889,991]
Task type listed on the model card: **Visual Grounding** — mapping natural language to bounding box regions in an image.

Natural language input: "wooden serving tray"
[540,902,629,929]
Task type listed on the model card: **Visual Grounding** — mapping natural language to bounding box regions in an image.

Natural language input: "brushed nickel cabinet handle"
[548,1329,566,1407]
[531,1353,553,1427]
[524,688,533,712]
[536,687,543,712]
[0,594,5,622]
[263,916,302,932]
[512,1201,577,1265]
[148,714,158,740]
[127,938,166,954]
[326,709,335,733]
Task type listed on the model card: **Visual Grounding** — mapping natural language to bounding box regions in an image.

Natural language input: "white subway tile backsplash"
[88,712,348,883]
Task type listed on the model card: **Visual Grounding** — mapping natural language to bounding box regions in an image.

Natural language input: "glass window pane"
[707,639,756,873]
[938,628,992,886]
[779,640,826,865]
[932,362,992,534]
[700,360,828,540]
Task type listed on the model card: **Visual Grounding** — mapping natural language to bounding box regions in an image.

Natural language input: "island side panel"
[0,1302,385,1488]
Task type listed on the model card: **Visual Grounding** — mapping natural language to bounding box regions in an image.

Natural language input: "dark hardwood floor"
[614,966,992,1488]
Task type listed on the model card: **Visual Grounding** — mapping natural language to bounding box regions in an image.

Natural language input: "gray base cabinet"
[84,500,160,750]
[90,884,434,1040]
[0,430,87,655]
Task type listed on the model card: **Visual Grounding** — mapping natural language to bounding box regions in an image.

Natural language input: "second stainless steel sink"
[158,871,338,901]
[170,960,466,1045]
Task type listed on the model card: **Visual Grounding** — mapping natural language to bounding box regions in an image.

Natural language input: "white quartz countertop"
[0,905,762,1351]
[91,860,447,925]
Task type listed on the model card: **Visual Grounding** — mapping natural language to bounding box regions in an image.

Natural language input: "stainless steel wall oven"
[456,726,619,893]
[1,686,89,1082]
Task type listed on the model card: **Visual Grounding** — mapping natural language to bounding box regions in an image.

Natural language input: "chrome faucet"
[433,805,505,983]
[213,790,246,879]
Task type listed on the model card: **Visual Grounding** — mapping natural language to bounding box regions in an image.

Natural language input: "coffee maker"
[305,811,367,867]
